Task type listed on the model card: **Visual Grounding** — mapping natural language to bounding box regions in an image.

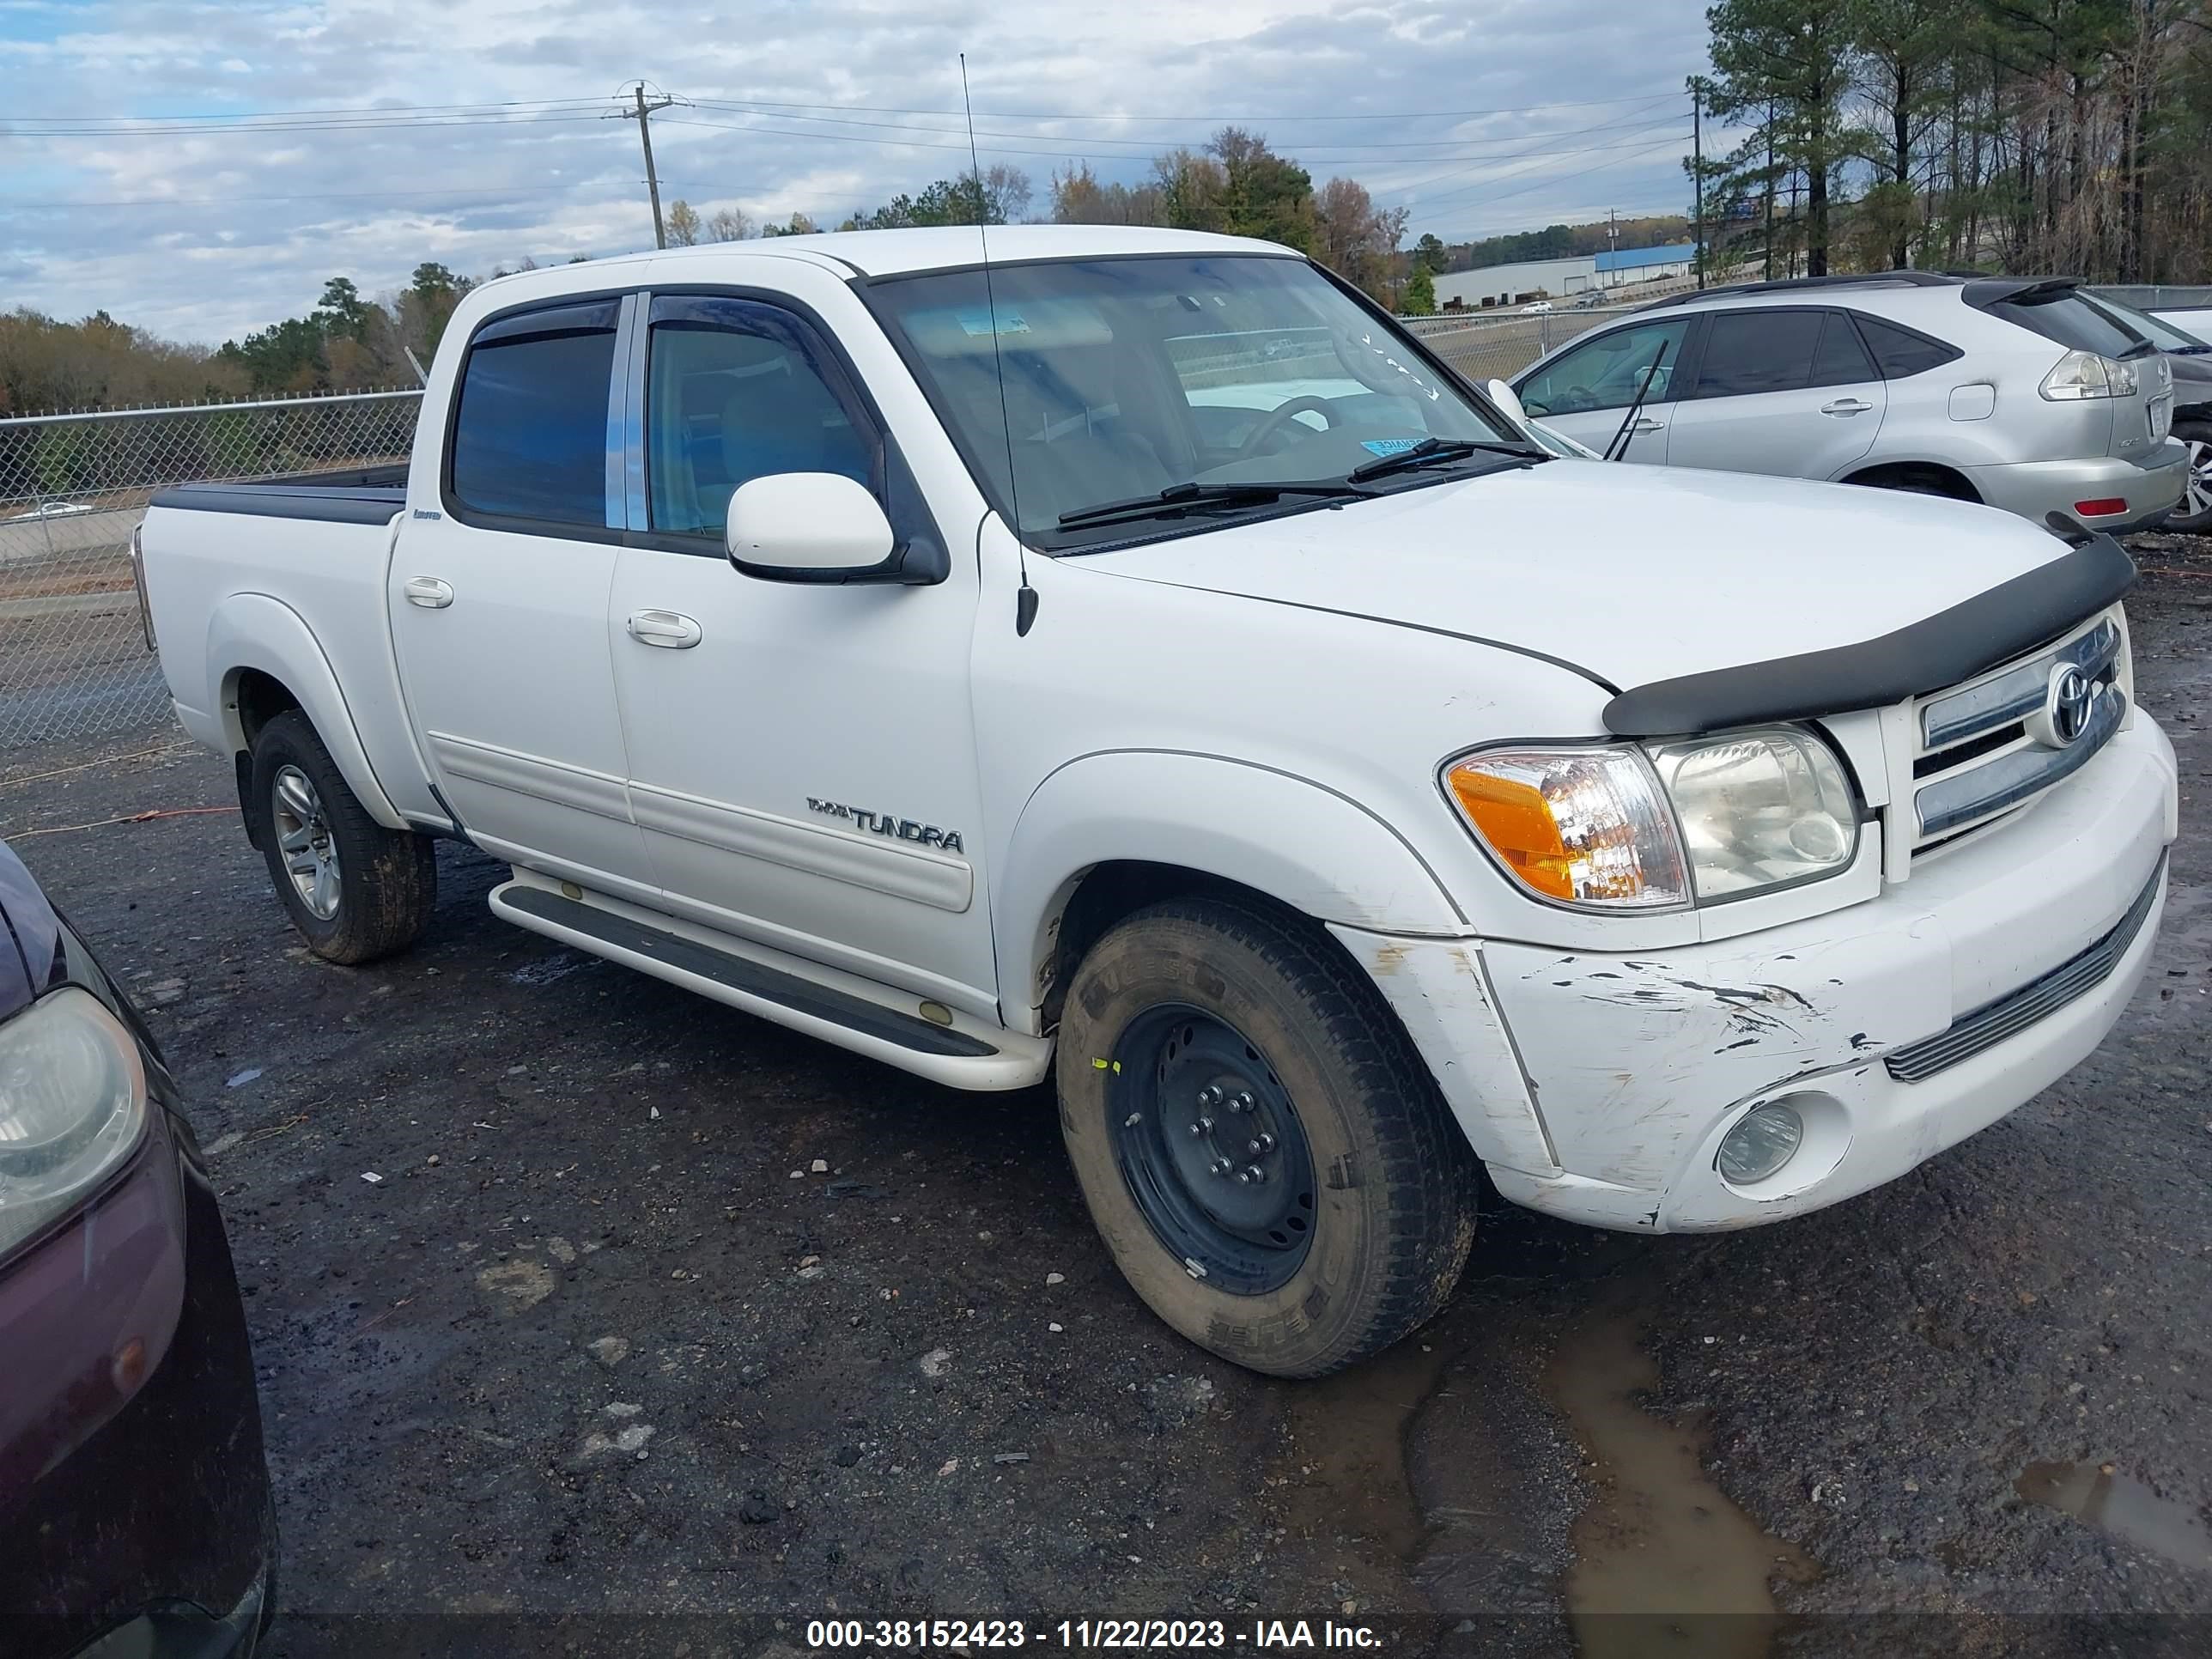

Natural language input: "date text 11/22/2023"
[804,1620,1388,1650]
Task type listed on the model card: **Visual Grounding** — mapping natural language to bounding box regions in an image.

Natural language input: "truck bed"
[149,464,410,526]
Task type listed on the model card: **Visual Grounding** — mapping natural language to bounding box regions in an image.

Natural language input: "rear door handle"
[626,610,702,649]
[1821,398,1875,416]
[403,576,453,609]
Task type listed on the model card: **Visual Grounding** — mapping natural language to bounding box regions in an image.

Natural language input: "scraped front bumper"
[1345,715,2178,1233]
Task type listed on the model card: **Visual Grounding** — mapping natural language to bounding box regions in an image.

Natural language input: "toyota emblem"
[2046,664,2095,746]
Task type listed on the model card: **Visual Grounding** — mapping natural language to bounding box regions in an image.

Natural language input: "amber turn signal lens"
[1443,747,1690,909]
[1447,769,1576,900]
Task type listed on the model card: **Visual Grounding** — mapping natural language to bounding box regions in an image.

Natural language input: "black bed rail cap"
[1601,533,2137,738]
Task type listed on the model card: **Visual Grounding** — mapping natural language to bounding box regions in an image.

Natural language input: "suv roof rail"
[1634,270,1964,312]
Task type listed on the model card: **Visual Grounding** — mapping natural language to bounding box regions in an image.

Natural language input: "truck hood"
[1082,462,2075,694]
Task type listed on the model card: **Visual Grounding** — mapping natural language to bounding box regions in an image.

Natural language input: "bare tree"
[708,206,752,241]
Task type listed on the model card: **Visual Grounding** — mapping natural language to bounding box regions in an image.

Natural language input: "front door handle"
[1820,398,1875,416]
[626,610,702,649]
[403,576,453,609]
[1627,416,1665,432]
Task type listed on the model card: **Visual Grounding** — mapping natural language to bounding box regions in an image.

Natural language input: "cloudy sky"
[0,0,1714,343]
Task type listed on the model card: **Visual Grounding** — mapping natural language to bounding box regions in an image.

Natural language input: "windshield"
[866,254,1520,548]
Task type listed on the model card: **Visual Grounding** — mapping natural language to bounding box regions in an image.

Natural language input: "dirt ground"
[4,533,2210,1659]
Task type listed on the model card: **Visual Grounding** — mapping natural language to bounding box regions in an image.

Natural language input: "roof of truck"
[569,224,1299,283]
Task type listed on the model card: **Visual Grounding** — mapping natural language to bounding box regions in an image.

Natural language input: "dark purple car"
[0,838,275,1656]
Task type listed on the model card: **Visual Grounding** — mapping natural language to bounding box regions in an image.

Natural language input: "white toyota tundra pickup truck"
[137,226,2179,1376]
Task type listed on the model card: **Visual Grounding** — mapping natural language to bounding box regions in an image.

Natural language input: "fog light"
[2074,497,2128,518]
[1717,1101,1805,1185]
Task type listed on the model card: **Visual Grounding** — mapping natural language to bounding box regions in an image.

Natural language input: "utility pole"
[1691,80,1705,289]
[1763,101,1775,282]
[609,81,679,248]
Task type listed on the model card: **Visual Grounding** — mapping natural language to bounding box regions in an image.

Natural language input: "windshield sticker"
[957,308,1030,338]
[1359,438,1422,458]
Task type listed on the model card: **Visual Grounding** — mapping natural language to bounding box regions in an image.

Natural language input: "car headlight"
[1647,727,1859,900]
[0,987,149,1258]
[1444,726,1858,910]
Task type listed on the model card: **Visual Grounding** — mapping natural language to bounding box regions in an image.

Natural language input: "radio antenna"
[960,52,1037,636]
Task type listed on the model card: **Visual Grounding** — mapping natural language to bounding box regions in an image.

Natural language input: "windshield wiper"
[1345,435,1548,484]
[1056,478,1369,529]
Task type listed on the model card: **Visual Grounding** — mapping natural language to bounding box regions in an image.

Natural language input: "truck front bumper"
[1338,716,2178,1233]
[1960,441,2189,533]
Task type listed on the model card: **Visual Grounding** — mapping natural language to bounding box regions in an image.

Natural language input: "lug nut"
[1199,1085,1223,1106]
[1237,1164,1267,1185]
[1247,1133,1274,1155]
[1209,1157,1233,1177]
[1231,1091,1255,1114]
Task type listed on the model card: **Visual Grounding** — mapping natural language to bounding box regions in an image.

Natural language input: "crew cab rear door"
[390,297,652,896]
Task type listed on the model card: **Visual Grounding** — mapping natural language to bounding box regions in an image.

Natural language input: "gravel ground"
[3,533,2209,1659]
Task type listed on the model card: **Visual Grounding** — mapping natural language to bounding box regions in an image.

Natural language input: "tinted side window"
[450,323,617,526]
[645,295,878,538]
[1809,312,1880,386]
[1517,319,1689,416]
[1692,310,1822,398]
[1852,314,1964,379]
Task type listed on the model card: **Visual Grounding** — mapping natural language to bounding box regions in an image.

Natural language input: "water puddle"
[1281,1334,1452,1560]
[1546,1311,1814,1659]
[2015,1461,2212,1571]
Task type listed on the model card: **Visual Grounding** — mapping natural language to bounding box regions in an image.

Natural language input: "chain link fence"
[0,390,421,754]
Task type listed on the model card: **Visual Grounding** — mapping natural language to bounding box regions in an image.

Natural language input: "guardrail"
[0,390,422,752]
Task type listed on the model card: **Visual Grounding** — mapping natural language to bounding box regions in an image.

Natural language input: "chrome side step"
[488,872,1052,1091]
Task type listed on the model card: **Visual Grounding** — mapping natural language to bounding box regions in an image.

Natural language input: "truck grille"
[1906,611,2128,851]
[1884,854,2163,1082]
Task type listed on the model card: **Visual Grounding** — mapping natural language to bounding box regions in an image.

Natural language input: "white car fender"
[993,747,1470,1029]
[205,592,406,829]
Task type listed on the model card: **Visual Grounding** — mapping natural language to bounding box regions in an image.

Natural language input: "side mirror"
[1486,378,1531,428]
[726,472,947,586]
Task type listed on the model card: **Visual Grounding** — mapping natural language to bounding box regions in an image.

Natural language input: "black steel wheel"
[1056,895,1480,1377]
[1107,1006,1317,1294]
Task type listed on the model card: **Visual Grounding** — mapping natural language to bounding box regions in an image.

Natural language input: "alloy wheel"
[271,763,342,921]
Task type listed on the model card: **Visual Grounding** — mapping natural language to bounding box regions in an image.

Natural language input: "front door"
[1662,307,1888,480]
[389,297,651,896]
[605,289,998,1017]
[1514,315,1691,462]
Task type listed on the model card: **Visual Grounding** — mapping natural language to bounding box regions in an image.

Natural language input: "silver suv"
[1510,271,2190,532]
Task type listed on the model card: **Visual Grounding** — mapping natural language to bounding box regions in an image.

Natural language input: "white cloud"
[0,0,1709,340]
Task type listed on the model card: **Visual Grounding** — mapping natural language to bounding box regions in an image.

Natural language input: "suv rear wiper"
[1056,478,1369,529]
[1345,435,1548,484]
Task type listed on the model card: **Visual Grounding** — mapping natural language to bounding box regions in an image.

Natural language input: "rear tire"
[2171,419,2212,534]
[249,709,436,964]
[1055,896,1479,1378]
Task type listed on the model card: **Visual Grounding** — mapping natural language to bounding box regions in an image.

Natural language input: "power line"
[0,88,1690,130]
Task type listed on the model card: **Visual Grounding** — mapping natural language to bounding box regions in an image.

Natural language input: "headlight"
[1443,746,1690,909]
[1647,726,1859,900]
[1445,727,1857,910]
[0,987,149,1258]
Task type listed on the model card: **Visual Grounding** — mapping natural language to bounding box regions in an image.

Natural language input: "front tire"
[2172,419,2212,535]
[1056,897,1478,1377]
[249,709,436,964]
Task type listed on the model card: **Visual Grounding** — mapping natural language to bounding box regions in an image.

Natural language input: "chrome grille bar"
[1914,684,2124,837]
[1920,617,2121,751]
[1885,856,2164,1083]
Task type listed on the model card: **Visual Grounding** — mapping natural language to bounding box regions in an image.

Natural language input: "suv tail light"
[2039,349,2140,401]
